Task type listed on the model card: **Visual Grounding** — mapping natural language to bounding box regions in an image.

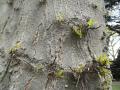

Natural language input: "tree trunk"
[0,0,110,90]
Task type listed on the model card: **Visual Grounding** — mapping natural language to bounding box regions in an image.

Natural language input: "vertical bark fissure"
[77,40,86,62]
[31,23,42,57]
[1,16,10,34]
[0,55,12,82]
[87,31,96,61]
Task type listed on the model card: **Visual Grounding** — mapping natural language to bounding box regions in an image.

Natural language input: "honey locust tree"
[0,0,112,90]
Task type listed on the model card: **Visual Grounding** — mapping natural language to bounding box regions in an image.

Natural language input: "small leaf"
[87,19,95,28]
[9,41,22,53]
[72,26,83,38]
[96,53,112,66]
[55,69,64,78]
[99,67,111,76]
[15,41,22,49]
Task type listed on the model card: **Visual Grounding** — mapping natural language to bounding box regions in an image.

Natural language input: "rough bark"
[0,0,109,90]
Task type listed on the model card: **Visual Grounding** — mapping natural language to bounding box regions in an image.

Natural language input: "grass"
[112,85,120,90]
[112,81,120,90]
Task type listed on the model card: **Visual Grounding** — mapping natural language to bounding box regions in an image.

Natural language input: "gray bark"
[0,0,108,90]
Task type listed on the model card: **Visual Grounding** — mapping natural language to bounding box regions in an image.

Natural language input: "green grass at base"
[112,85,120,90]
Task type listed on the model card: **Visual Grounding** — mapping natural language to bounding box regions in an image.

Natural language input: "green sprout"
[87,19,95,28]
[55,69,64,78]
[72,24,87,38]
[96,53,112,66]
[99,67,112,90]
[71,18,96,39]
[96,53,112,90]
[9,41,22,54]
[98,67,111,76]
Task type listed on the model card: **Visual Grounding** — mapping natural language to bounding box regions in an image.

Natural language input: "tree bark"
[0,0,109,90]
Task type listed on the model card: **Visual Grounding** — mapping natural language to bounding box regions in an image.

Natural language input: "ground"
[112,81,120,90]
